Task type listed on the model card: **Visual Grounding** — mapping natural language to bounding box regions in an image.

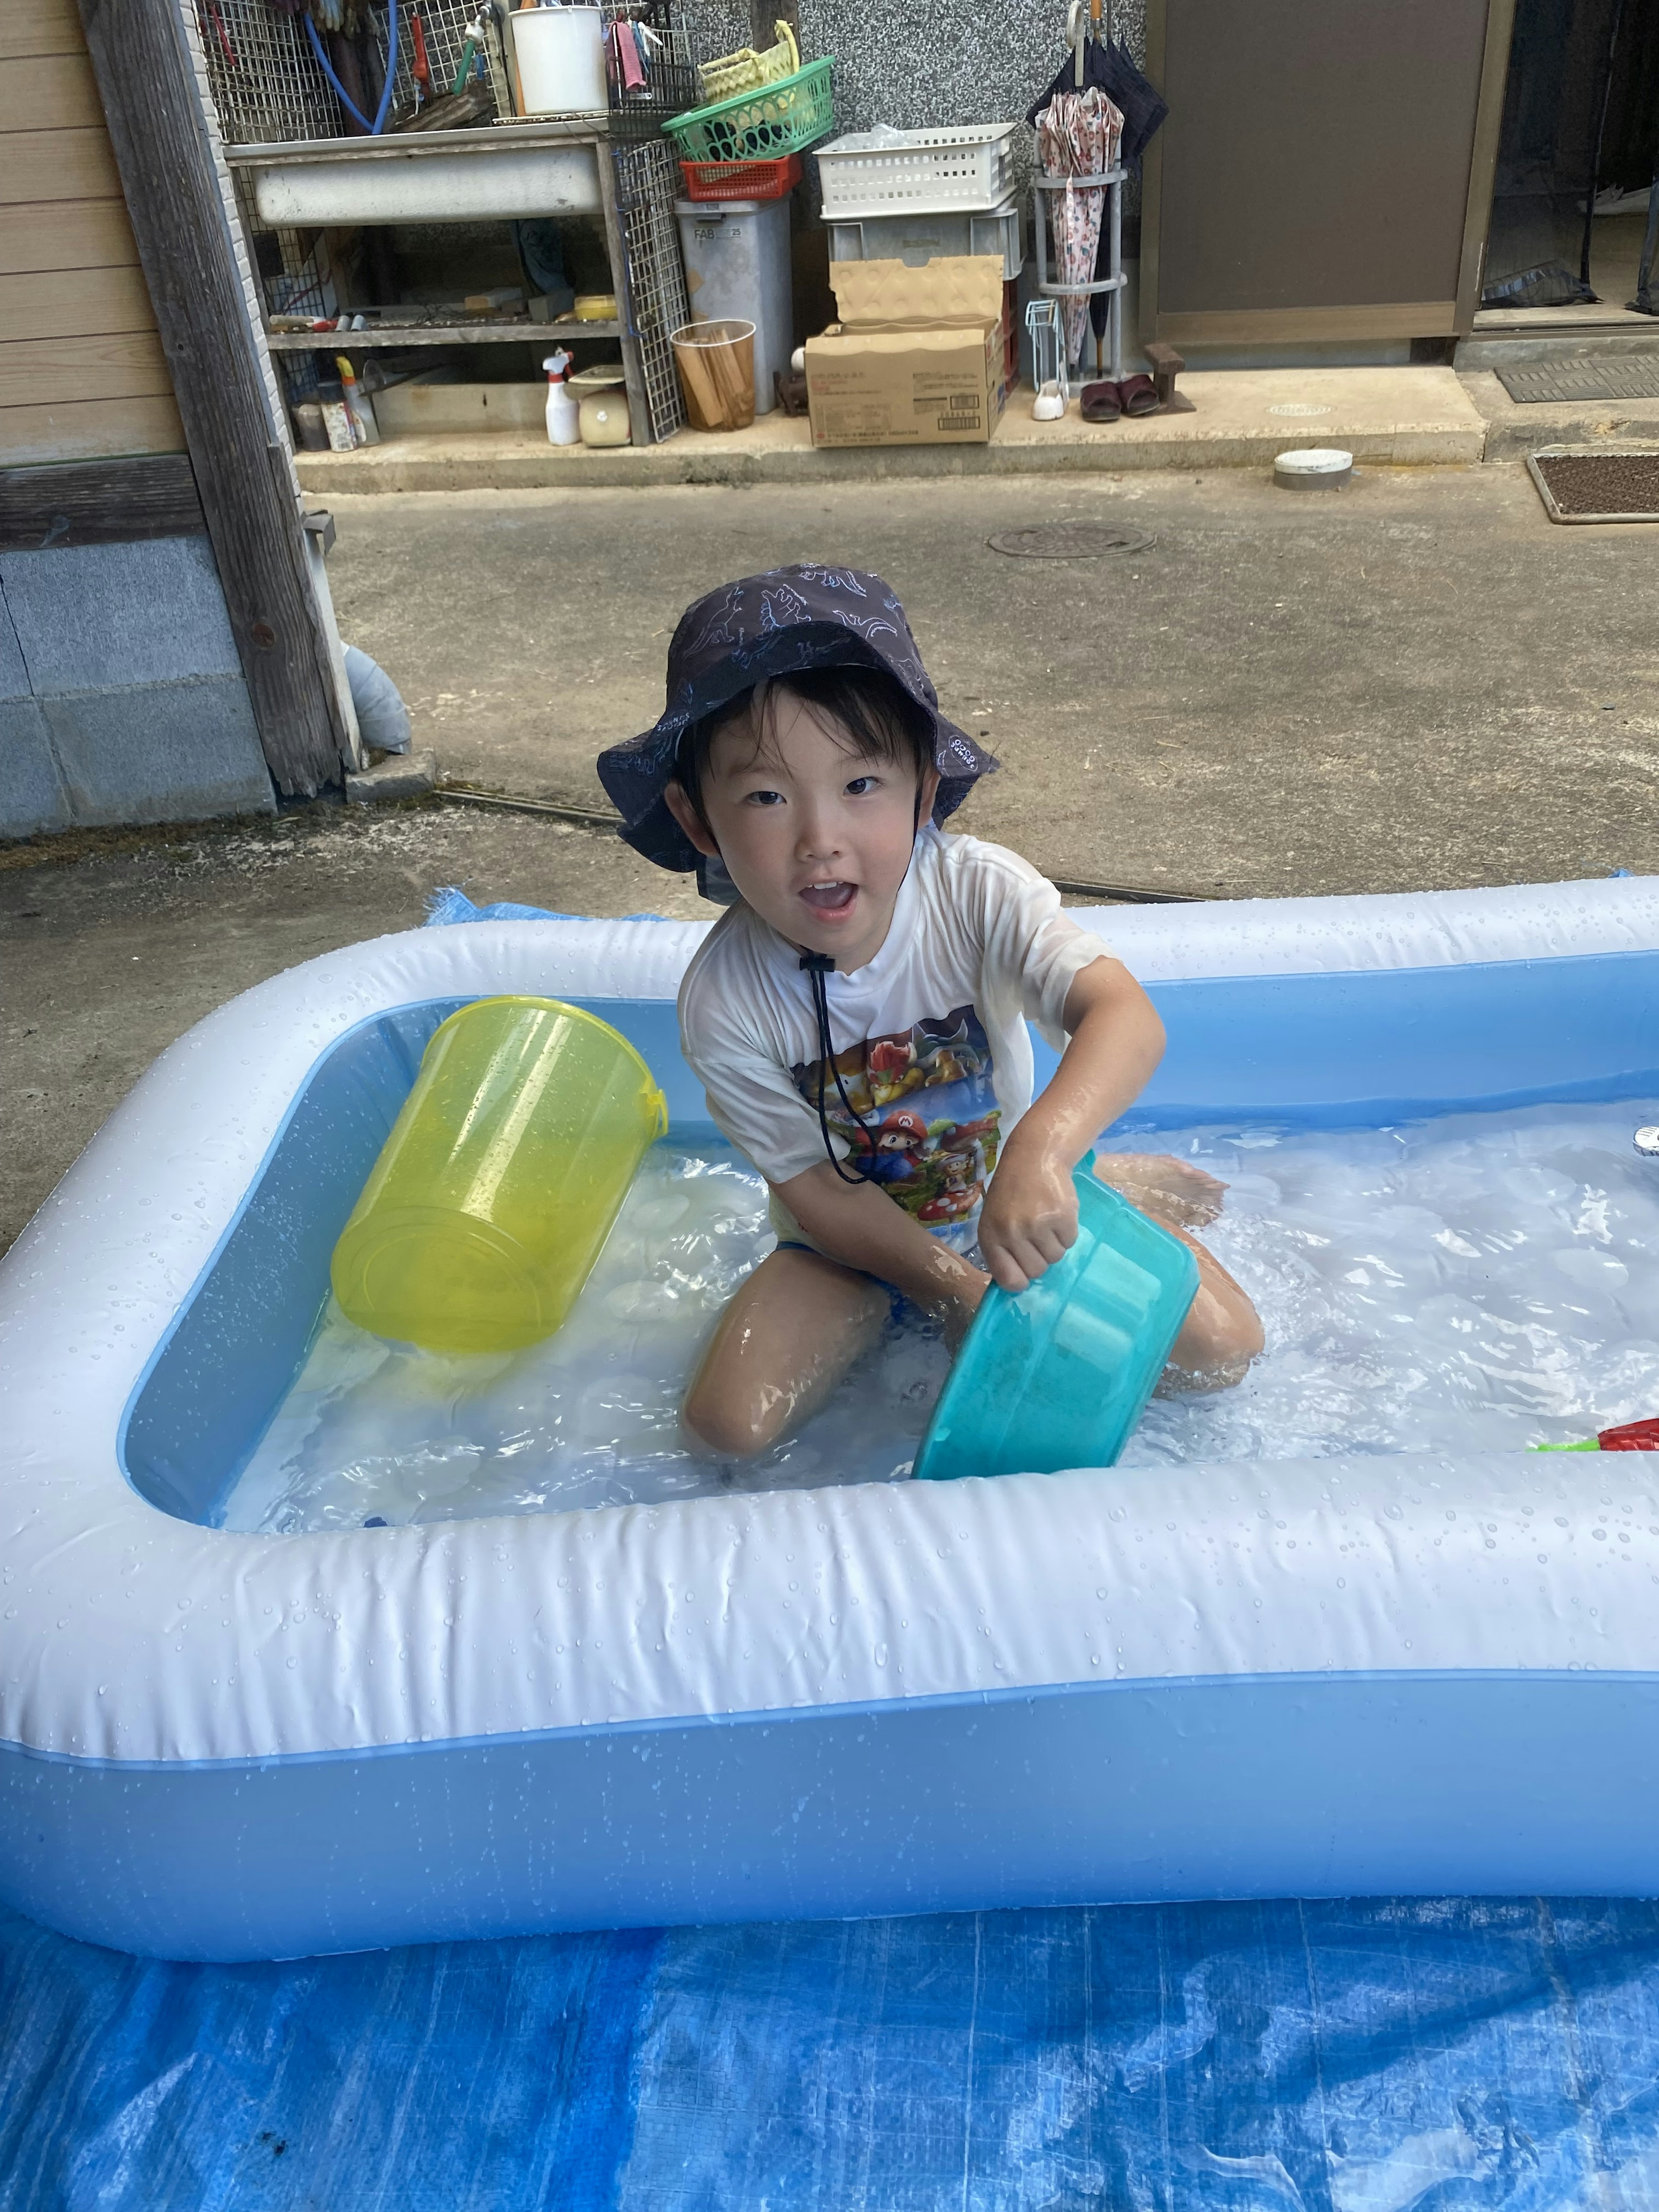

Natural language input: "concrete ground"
[4,461,1656,1255]
[296,365,1489,492]
[324,464,1659,895]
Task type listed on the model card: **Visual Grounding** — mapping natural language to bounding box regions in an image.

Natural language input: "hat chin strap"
[799,952,874,1184]
[797,769,928,1179]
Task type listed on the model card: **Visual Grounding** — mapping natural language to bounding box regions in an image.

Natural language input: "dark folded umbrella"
[1026,38,1166,167]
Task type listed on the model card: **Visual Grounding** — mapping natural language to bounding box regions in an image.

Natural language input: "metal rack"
[195,0,695,146]
[223,121,689,442]
[1031,164,1125,383]
[198,0,696,441]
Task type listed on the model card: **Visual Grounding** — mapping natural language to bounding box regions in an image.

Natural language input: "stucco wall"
[681,0,1145,139]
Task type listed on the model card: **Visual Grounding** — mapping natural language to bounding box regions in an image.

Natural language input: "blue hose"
[305,0,398,136]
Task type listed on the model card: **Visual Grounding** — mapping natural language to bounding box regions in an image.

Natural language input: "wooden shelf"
[264,320,620,350]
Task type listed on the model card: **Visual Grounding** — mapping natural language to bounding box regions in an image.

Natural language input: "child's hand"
[977,1150,1079,1295]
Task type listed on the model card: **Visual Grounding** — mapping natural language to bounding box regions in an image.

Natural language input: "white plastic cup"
[511,6,607,118]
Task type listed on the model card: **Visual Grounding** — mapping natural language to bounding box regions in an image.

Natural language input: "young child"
[597,566,1262,1457]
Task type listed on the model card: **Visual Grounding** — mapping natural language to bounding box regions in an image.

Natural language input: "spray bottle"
[335,354,380,446]
[543,350,578,446]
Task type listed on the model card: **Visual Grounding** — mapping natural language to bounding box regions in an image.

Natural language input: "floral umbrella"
[1036,87,1124,365]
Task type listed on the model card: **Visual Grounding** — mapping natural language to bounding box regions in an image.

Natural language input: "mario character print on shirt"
[791,1005,1001,1252]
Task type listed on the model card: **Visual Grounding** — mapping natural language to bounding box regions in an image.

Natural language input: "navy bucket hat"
[596,565,997,874]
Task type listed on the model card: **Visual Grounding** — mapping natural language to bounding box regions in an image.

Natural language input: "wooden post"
[75,0,350,796]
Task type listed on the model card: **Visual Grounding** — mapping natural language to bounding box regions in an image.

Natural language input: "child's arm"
[773,957,1164,1323]
[770,1165,991,1341]
[977,957,1165,1294]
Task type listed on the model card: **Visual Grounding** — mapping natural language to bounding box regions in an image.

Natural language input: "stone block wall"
[0,536,274,838]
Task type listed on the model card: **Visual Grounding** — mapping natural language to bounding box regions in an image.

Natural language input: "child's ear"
[918,763,941,825]
[664,779,721,859]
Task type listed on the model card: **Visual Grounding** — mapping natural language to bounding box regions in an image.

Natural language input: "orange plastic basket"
[678,152,802,202]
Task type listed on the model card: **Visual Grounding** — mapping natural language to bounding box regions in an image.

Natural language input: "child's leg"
[1094,1156,1264,1390]
[684,1246,890,1456]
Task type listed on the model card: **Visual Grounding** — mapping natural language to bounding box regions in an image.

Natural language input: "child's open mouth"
[798,881,858,919]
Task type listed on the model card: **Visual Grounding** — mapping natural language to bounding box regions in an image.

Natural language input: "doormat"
[1498,357,1659,404]
[1527,445,1659,522]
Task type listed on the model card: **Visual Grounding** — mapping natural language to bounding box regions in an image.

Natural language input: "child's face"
[666,689,939,971]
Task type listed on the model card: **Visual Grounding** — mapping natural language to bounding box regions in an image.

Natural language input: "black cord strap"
[800,951,873,1184]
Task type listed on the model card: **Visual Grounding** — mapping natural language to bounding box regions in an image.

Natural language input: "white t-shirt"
[676,827,1112,1254]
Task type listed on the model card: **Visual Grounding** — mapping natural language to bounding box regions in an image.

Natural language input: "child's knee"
[683,1373,790,1458]
[1169,1284,1264,1391]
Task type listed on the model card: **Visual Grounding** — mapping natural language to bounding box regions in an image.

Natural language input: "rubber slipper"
[1119,372,1160,416]
[1080,380,1122,423]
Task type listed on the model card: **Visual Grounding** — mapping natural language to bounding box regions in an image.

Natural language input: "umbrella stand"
[1032,165,1125,383]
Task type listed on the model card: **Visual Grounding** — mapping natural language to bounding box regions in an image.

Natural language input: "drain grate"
[987,522,1155,559]
[1497,357,1659,404]
[1528,447,1659,521]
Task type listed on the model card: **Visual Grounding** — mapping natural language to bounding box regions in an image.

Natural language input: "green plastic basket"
[664,56,834,164]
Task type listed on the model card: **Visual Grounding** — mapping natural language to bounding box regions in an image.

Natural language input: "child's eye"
[845,775,880,796]
[743,788,785,807]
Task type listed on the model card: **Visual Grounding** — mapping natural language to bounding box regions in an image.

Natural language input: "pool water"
[221,1100,1659,1535]
[223,1147,950,1535]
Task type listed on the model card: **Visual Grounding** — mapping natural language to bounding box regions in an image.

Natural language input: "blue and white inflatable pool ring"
[2,877,1657,1962]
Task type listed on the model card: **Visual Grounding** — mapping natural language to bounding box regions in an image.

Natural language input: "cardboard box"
[805,257,1008,449]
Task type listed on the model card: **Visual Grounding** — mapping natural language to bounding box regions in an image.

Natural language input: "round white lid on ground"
[1274,447,1355,489]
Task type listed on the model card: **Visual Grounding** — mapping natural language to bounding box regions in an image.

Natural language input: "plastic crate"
[826,196,1022,283]
[815,123,1019,219]
[679,152,801,201]
[662,56,833,164]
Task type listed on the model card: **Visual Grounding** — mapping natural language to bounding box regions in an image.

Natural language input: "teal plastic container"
[912,1168,1201,1482]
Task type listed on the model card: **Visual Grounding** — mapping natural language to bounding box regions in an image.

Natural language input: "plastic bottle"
[315,378,358,454]
[543,350,579,445]
[335,354,380,446]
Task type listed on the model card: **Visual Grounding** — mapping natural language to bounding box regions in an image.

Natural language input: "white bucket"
[511,6,607,118]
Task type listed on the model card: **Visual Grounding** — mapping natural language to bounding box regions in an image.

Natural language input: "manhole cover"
[986,523,1155,559]
[1498,358,1659,404]
[1267,402,1333,417]
[1529,447,1659,521]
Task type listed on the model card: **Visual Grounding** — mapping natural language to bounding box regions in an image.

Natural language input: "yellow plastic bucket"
[331,997,668,1354]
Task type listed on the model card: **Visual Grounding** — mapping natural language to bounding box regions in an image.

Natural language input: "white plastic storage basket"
[814,124,1019,219]
[826,196,1022,282]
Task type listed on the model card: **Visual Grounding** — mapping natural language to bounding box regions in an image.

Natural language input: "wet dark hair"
[672,664,935,829]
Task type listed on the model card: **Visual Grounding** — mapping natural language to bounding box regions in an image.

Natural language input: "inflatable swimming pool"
[2,877,1658,1961]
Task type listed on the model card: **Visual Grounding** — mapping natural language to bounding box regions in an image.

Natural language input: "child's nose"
[794,803,842,860]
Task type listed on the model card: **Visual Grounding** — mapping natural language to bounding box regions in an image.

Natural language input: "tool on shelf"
[305,0,400,135]
[410,9,432,104]
[451,10,487,92]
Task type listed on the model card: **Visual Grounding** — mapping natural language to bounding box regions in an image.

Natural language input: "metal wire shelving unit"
[198,0,695,442]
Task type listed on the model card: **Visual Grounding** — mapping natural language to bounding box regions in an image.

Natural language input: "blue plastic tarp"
[7,1896,1659,2210]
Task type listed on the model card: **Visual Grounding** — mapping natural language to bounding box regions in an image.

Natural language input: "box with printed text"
[804,257,1008,449]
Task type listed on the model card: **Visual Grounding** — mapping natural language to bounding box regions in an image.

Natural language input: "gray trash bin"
[673,195,792,416]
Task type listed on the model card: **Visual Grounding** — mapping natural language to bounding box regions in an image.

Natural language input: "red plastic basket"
[678,153,802,202]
